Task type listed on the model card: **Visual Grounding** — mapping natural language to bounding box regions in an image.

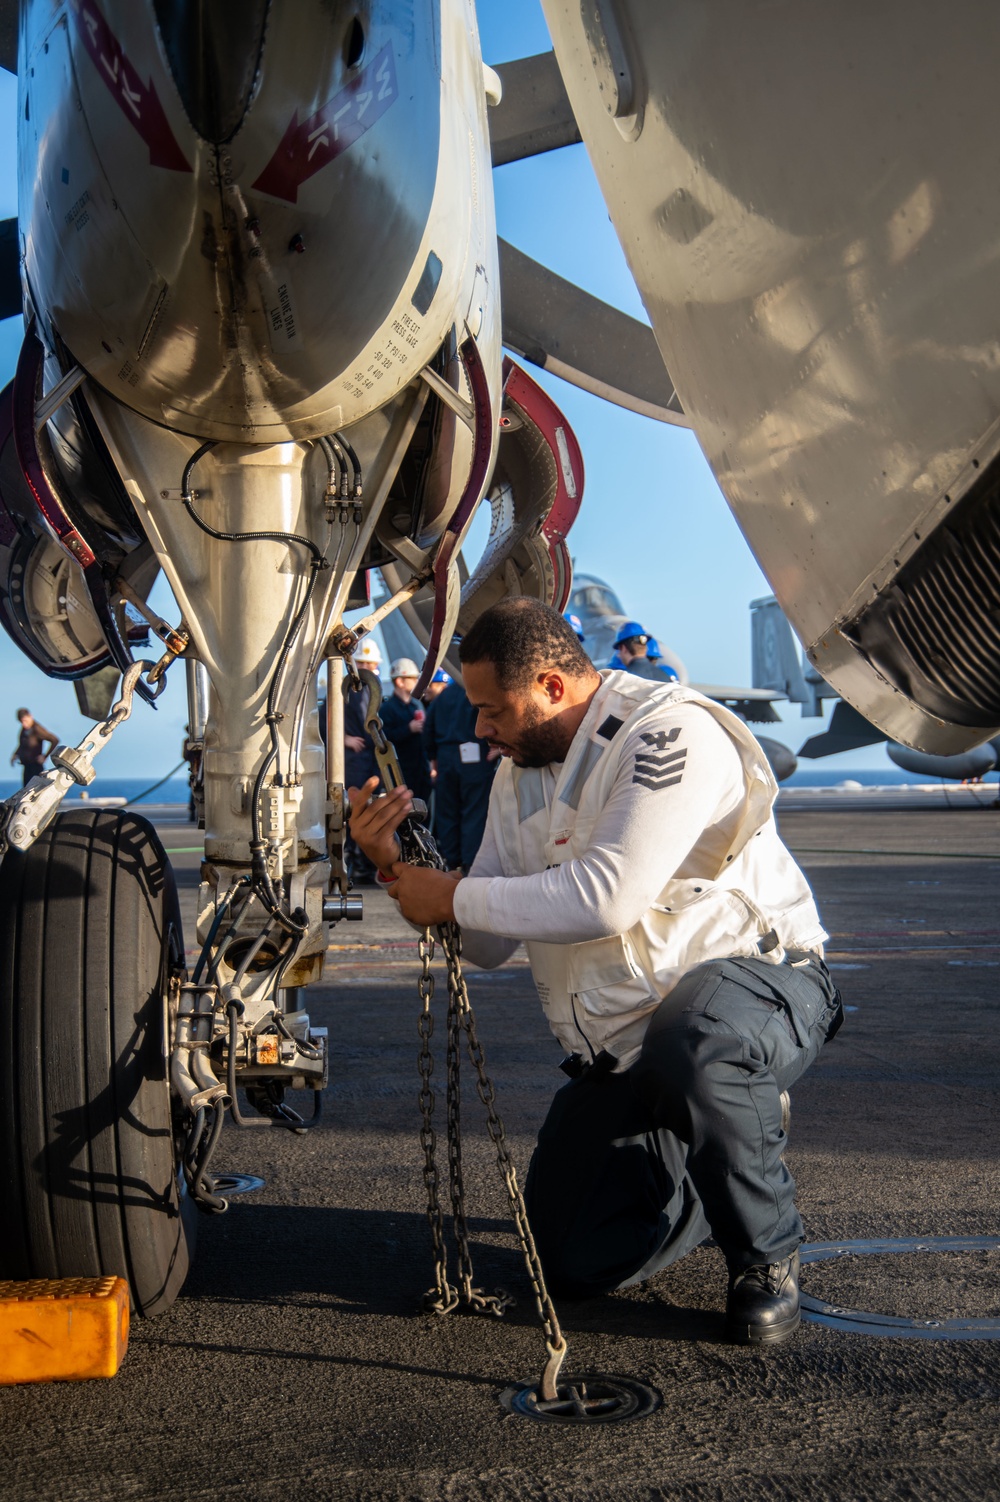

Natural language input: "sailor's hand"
[387,863,461,925]
[347,777,413,874]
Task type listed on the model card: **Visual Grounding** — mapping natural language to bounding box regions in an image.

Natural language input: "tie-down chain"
[346,656,568,1402]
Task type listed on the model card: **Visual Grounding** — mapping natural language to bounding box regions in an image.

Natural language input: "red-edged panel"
[0,382,17,549]
[0,376,113,679]
[501,356,584,612]
[12,333,97,569]
[11,327,155,700]
[413,335,495,698]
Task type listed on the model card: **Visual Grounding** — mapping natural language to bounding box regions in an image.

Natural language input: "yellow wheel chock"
[0,1276,129,1384]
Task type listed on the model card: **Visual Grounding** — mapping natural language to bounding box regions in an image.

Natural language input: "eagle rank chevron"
[632,729,686,790]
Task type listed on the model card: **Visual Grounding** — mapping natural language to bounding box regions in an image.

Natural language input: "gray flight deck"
[1,790,998,1500]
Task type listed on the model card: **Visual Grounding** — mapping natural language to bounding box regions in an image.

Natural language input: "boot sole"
[726,1307,801,1346]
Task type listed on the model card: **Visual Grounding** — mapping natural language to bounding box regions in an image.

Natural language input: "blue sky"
[0,3,881,777]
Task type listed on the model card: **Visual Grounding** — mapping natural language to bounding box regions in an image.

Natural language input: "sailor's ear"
[537,670,566,704]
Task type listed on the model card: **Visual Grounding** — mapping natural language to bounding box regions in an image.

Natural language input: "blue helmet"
[613,619,649,649]
[431,668,451,683]
[642,636,679,678]
[564,611,585,642]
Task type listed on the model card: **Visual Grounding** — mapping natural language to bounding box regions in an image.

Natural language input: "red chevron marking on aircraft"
[252,45,398,204]
[70,0,191,172]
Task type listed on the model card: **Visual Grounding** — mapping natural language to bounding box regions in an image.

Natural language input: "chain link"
[441,919,512,1318]
[416,932,458,1314]
[358,684,569,1397]
[438,920,565,1386]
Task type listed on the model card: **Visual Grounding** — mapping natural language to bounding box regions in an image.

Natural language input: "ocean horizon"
[1,763,996,808]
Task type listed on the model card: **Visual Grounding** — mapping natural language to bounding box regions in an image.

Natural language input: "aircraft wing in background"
[754,595,1000,781]
[687,685,783,725]
[538,2,1000,757]
[498,240,687,426]
[488,51,580,166]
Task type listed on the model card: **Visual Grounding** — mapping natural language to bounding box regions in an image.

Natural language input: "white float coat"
[452,671,826,1071]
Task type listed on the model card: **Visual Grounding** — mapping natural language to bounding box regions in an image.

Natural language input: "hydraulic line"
[330,436,351,496]
[287,430,365,768]
[189,1098,229,1213]
[177,1004,230,1214]
[266,536,332,778]
[184,1105,206,1180]
[205,890,260,987]
[317,434,341,499]
[231,916,279,989]
[287,513,352,774]
[192,877,251,984]
[180,442,325,566]
[274,1010,322,1060]
[335,431,363,497]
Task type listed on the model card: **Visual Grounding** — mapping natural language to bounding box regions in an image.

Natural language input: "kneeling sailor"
[348,599,842,1344]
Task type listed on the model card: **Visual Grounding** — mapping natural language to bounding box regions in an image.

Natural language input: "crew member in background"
[422,667,451,704]
[613,621,678,682]
[379,657,431,805]
[423,673,499,872]
[645,637,678,682]
[348,600,841,1346]
[10,707,58,787]
[343,638,384,884]
[564,611,586,644]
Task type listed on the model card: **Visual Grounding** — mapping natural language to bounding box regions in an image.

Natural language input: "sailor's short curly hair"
[458,598,594,690]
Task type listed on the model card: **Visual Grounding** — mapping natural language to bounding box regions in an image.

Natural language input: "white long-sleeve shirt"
[452,672,825,1069]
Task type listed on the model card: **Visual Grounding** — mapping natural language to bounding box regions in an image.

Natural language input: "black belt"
[559,1048,618,1080]
[759,930,820,968]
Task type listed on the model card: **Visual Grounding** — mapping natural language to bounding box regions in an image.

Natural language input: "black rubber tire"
[0,807,196,1315]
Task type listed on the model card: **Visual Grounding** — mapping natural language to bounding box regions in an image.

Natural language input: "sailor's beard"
[507,702,575,768]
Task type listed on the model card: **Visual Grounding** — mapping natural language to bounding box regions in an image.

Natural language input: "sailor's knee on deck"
[524,1123,667,1300]
[528,1216,648,1301]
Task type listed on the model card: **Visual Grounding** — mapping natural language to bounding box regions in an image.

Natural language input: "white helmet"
[356,638,382,666]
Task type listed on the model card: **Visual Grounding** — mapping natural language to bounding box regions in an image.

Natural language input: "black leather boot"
[726,1248,800,1345]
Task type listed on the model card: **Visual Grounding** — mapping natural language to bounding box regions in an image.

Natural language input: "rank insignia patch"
[633,742,686,790]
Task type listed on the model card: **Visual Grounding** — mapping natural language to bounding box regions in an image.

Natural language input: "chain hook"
[103,659,147,733]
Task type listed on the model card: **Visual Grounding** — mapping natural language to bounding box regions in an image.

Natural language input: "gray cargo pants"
[523,952,843,1298]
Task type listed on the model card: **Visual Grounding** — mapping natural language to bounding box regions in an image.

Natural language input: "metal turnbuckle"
[1,660,155,855]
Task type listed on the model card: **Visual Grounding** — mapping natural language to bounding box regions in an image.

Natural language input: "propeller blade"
[0,0,15,76]
[498,239,688,426]
[0,217,20,322]
[488,51,581,166]
[798,700,887,759]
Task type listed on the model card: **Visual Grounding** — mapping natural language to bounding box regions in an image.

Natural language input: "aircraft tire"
[0,807,196,1315]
